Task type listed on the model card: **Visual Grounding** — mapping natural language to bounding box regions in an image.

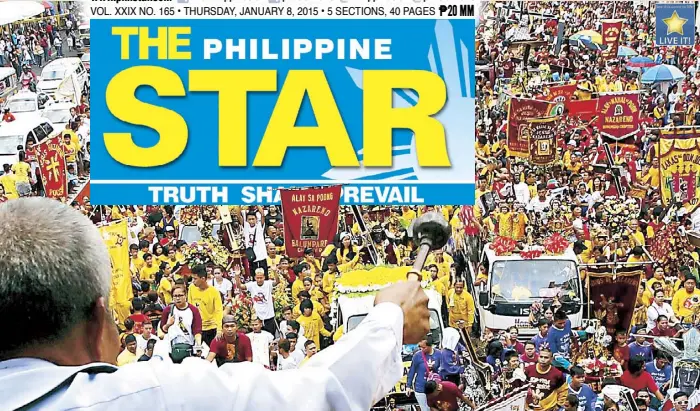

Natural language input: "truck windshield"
[490,259,579,303]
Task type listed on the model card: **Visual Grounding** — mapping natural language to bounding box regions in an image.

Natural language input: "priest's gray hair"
[0,198,112,358]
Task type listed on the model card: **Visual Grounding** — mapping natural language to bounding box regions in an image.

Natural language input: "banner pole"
[506,94,553,104]
[644,125,700,131]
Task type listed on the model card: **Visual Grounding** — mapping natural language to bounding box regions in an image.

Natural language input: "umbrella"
[41,1,54,9]
[626,56,657,68]
[571,30,603,44]
[617,46,638,57]
[568,37,606,51]
[0,1,44,26]
[641,64,685,83]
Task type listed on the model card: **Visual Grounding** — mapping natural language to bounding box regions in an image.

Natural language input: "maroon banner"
[587,270,644,335]
[280,186,342,258]
[538,84,578,117]
[598,94,641,140]
[601,20,623,60]
[507,98,550,158]
[538,84,577,103]
[36,135,68,200]
[528,117,558,165]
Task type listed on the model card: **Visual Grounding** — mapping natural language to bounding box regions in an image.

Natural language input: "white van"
[77,23,90,52]
[0,114,56,164]
[4,91,54,118]
[38,58,88,98]
[471,245,584,339]
[0,67,18,105]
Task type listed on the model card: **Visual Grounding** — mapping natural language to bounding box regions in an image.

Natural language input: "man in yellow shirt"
[0,164,18,199]
[425,249,454,278]
[117,334,138,366]
[447,279,476,329]
[63,134,78,169]
[292,263,312,306]
[138,253,159,290]
[299,340,317,367]
[188,265,224,346]
[11,152,31,188]
[158,263,174,305]
[301,248,322,274]
[672,276,700,322]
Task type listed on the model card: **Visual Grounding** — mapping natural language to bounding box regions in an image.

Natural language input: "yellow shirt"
[429,275,450,298]
[495,211,513,237]
[320,245,335,258]
[425,253,454,278]
[139,263,159,283]
[266,255,282,269]
[62,129,81,152]
[158,277,173,305]
[322,271,338,296]
[336,246,360,265]
[292,278,307,306]
[296,311,331,347]
[131,256,145,275]
[447,289,475,328]
[672,288,700,319]
[188,285,223,331]
[302,257,322,274]
[63,141,77,163]
[116,349,137,366]
[511,213,528,240]
[402,209,417,223]
[293,299,325,317]
[11,162,30,183]
[630,231,646,247]
[0,174,18,199]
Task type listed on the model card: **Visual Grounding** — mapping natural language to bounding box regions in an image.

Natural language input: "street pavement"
[30,32,80,78]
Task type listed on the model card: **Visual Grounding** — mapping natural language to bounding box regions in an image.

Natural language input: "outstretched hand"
[375,280,430,344]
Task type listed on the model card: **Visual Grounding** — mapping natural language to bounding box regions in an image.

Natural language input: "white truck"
[470,245,584,339]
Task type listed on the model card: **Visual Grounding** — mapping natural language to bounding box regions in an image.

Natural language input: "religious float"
[332,266,491,410]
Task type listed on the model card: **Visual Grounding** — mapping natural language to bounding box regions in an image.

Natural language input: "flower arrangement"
[273,279,292,320]
[520,250,543,260]
[182,237,231,268]
[335,265,412,294]
[490,236,518,256]
[230,293,254,332]
[178,206,220,226]
[544,233,569,255]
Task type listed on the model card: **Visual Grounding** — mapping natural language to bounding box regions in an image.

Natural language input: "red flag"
[598,93,641,140]
[507,98,550,157]
[567,99,599,122]
[36,135,68,200]
[73,180,90,205]
[528,117,558,165]
[601,20,623,60]
[280,186,342,258]
[458,205,479,236]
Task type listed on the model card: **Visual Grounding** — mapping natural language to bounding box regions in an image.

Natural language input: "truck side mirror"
[478,291,489,307]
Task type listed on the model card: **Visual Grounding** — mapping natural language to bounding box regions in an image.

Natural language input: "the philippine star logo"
[323,20,474,184]
[656,3,695,46]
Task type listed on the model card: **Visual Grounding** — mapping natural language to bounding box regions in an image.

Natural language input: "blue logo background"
[90,19,475,205]
[656,3,695,46]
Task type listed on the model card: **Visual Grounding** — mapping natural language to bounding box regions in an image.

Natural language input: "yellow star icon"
[663,10,688,35]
